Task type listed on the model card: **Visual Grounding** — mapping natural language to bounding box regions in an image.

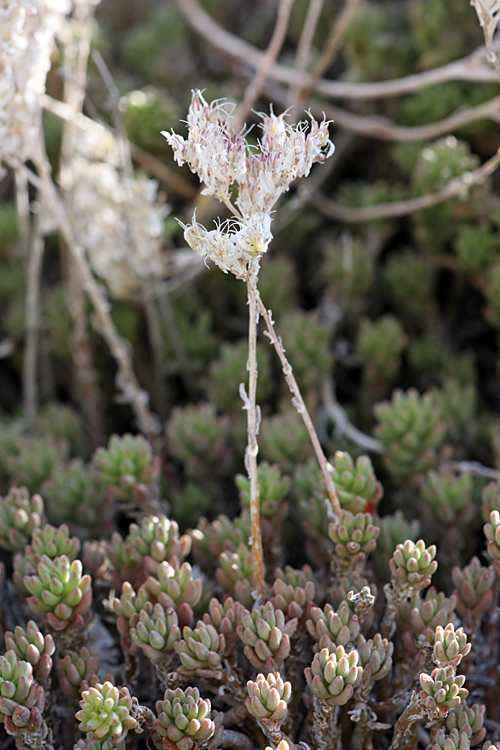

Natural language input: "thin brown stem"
[23,213,44,426]
[59,1,104,448]
[234,0,294,130]
[300,0,362,106]
[257,296,341,519]
[288,0,324,110]
[266,81,500,142]
[175,0,498,100]
[245,265,265,598]
[16,158,161,444]
[313,147,500,221]
[390,698,426,750]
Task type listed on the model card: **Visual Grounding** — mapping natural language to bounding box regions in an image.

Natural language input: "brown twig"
[303,0,363,100]
[175,0,499,100]
[266,81,500,142]
[14,159,161,444]
[312,146,500,222]
[288,0,324,110]
[321,379,383,454]
[257,295,341,519]
[22,209,44,426]
[243,265,265,598]
[234,0,294,131]
[59,0,104,448]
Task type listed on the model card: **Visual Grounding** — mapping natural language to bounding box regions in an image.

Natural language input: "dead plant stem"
[234,0,294,130]
[25,157,161,443]
[245,266,265,597]
[257,295,341,519]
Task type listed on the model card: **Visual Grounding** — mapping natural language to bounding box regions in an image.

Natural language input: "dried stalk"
[313,146,500,222]
[295,0,363,109]
[244,265,265,598]
[16,158,161,443]
[22,212,44,426]
[39,95,197,200]
[321,379,383,454]
[257,295,341,519]
[288,0,324,109]
[59,0,104,447]
[266,81,500,142]
[175,0,498,100]
[234,0,294,131]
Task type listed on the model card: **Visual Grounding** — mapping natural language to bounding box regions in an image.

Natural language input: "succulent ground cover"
[3,1,500,749]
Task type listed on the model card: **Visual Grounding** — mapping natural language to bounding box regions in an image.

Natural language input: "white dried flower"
[182,212,272,280]
[0,0,72,164]
[58,125,169,300]
[164,91,334,280]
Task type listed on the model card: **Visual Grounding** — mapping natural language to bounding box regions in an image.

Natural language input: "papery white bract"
[163,91,334,279]
[182,212,273,280]
[0,0,73,164]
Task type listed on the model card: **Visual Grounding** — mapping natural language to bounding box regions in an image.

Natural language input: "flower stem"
[245,265,265,597]
[257,294,341,519]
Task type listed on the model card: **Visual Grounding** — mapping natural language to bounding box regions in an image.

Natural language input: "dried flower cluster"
[163,91,333,279]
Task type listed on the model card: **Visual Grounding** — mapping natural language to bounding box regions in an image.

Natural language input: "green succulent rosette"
[76,682,137,744]
[24,554,92,632]
[154,686,215,750]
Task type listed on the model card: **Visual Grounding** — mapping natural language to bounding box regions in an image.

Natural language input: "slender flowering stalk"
[164,91,335,595]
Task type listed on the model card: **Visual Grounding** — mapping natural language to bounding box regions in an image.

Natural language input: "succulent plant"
[0,650,45,738]
[202,596,244,647]
[327,451,383,514]
[58,648,101,700]
[374,388,445,480]
[430,727,472,750]
[270,576,316,622]
[306,601,361,651]
[452,557,495,629]
[237,602,297,673]
[446,701,486,746]
[216,542,256,607]
[41,458,112,538]
[389,538,438,593]
[419,665,468,716]
[4,620,55,684]
[24,554,92,632]
[129,603,181,666]
[278,309,333,396]
[410,587,458,638]
[206,340,273,413]
[357,633,394,681]
[483,510,500,573]
[154,686,215,750]
[328,510,380,569]
[29,522,81,561]
[0,486,44,552]
[481,481,500,523]
[356,314,407,398]
[175,621,225,676]
[432,623,471,668]
[145,557,202,624]
[236,462,291,518]
[260,411,311,474]
[419,469,474,526]
[76,682,137,744]
[5,436,68,494]
[165,403,232,479]
[108,514,191,587]
[305,644,363,706]
[246,672,292,725]
[111,582,151,655]
[92,433,159,502]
